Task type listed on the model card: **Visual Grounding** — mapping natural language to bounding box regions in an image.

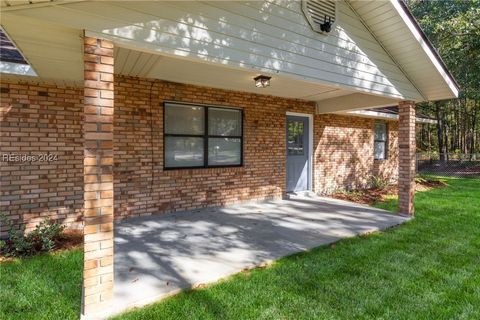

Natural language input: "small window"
[164,102,243,169]
[287,121,305,155]
[374,121,388,160]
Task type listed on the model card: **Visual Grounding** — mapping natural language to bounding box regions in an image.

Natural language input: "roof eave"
[392,0,460,99]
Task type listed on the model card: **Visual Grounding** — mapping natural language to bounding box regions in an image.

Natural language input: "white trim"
[415,117,437,124]
[337,110,437,124]
[286,111,314,192]
[347,110,398,120]
[390,0,459,98]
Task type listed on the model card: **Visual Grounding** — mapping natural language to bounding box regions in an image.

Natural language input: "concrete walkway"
[111,195,409,315]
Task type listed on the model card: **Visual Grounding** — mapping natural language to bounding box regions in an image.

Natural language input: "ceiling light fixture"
[254,75,271,88]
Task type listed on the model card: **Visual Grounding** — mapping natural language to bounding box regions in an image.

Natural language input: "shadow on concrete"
[112,194,409,312]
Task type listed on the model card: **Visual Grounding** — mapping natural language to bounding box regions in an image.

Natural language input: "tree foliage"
[407,0,480,156]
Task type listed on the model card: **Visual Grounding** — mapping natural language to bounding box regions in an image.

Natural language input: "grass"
[1,177,479,319]
[0,248,83,320]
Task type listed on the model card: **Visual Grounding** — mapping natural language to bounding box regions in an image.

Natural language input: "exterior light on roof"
[254,75,271,88]
[319,15,333,33]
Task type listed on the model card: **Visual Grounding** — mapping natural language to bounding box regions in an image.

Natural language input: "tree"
[407,0,480,157]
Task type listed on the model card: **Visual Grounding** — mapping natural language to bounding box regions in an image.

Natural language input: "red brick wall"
[398,102,416,215]
[0,82,84,236]
[1,76,399,235]
[313,114,398,194]
[374,121,399,182]
[113,76,315,219]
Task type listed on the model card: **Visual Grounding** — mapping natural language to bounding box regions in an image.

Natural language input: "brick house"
[0,0,458,317]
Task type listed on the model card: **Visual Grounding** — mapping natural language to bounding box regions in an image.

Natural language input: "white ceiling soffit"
[316,92,397,114]
[0,13,83,86]
[1,0,424,102]
[114,46,353,101]
[349,0,459,101]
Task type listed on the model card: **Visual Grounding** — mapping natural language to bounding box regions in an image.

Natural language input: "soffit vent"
[0,26,37,76]
[302,0,337,34]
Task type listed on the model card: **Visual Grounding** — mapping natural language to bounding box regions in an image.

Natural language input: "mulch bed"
[330,178,447,205]
[0,229,83,262]
[56,229,83,250]
[330,186,397,205]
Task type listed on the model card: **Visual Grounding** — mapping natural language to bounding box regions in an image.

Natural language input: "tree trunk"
[471,100,478,158]
[435,102,446,162]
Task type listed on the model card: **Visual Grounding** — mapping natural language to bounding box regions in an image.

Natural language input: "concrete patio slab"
[110,194,410,316]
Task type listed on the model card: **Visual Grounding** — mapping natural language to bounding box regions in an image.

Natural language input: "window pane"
[208,108,242,136]
[374,141,386,160]
[375,122,387,141]
[287,121,304,155]
[165,103,204,135]
[208,138,241,166]
[165,136,204,168]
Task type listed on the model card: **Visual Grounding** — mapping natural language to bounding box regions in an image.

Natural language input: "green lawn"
[1,177,479,319]
[0,248,83,320]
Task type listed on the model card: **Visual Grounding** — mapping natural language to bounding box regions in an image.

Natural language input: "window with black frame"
[374,121,388,160]
[164,102,243,169]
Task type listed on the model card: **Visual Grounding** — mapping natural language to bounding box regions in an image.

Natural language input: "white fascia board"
[346,110,399,120]
[390,0,459,99]
[340,110,437,124]
[415,117,437,124]
[0,61,37,76]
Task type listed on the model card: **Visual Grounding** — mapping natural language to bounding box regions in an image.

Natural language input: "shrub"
[368,175,390,190]
[0,216,65,257]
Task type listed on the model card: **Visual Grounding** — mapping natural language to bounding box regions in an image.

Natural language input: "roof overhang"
[1,0,459,107]
[393,0,459,98]
[348,0,459,101]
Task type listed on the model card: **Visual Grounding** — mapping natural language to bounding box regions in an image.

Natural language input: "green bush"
[0,216,65,257]
[368,175,390,190]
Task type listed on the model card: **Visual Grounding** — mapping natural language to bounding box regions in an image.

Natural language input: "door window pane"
[287,121,304,155]
[165,103,204,135]
[208,108,242,136]
[208,138,241,166]
[165,136,204,168]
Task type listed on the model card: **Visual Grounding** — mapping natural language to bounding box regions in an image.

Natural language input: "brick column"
[82,36,115,315]
[398,101,416,215]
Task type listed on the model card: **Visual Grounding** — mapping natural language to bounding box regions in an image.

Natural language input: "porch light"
[254,75,271,88]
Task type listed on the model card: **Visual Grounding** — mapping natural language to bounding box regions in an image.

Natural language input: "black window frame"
[163,101,244,170]
[374,121,388,160]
